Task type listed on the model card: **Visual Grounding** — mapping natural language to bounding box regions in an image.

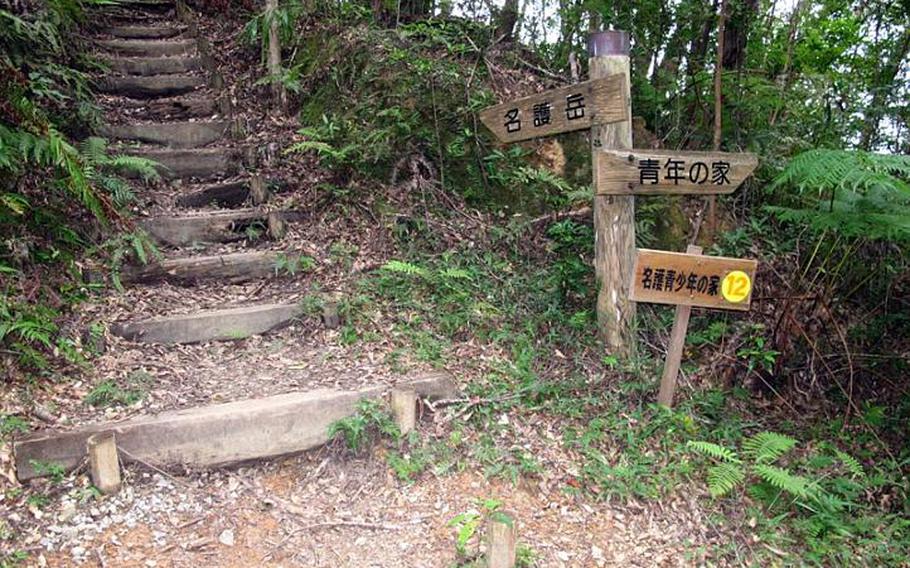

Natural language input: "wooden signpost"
[477,29,759,407]
[596,149,758,195]
[630,248,757,311]
[633,246,758,407]
[478,76,627,143]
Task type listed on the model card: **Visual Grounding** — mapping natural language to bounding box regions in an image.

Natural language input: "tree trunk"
[859,27,910,150]
[721,0,758,70]
[495,0,520,41]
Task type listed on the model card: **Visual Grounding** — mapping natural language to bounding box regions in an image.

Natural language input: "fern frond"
[707,462,745,497]
[381,260,428,277]
[742,431,797,464]
[686,440,741,463]
[753,464,814,500]
[832,449,864,478]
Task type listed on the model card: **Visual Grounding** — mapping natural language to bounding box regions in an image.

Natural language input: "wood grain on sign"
[596,149,758,195]
[631,249,758,311]
[478,76,627,143]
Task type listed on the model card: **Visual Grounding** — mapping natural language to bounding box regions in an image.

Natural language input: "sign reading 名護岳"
[596,149,758,195]
[631,249,758,311]
[478,76,627,143]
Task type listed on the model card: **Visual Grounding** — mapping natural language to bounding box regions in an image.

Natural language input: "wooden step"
[96,39,196,57]
[105,25,183,39]
[175,177,269,208]
[126,148,240,181]
[126,94,221,120]
[139,208,282,246]
[98,74,205,98]
[110,302,305,343]
[105,56,203,75]
[14,373,457,481]
[118,250,297,285]
[99,120,230,148]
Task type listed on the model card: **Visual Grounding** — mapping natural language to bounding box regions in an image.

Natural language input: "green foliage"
[447,498,502,558]
[0,414,28,438]
[273,253,316,276]
[28,459,66,484]
[768,150,910,243]
[84,371,151,408]
[328,398,400,452]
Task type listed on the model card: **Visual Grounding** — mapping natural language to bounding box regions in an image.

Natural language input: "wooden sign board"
[631,249,757,311]
[596,149,758,195]
[479,76,627,143]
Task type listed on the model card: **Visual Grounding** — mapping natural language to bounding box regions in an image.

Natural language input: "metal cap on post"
[588,30,630,57]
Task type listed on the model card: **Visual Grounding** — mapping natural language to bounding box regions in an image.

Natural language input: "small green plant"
[328,398,400,453]
[0,414,28,438]
[27,460,66,484]
[447,498,502,558]
[84,371,151,408]
[273,253,316,276]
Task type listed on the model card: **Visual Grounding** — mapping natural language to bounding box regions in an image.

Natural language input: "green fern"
[768,149,910,242]
[686,440,741,463]
[832,449,864,478]
[706,462,746,497]
[753,464,815,500]
[742,431,797,464]
[381,259,429,277]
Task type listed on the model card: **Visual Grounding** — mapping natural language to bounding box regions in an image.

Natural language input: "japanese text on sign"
[503,93,587,133]
[630,249,757,311]
[637,159,731,186]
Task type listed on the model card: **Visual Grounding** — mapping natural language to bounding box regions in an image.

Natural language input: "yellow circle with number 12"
[722,271,752,303]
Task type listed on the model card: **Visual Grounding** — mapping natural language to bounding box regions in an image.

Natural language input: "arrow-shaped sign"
[479,76,627,144]
[596,149,758,195]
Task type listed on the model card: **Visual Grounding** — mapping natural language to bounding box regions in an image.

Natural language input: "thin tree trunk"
[266,0,286,115]
[860,27,910,150]
[769,0,808,126]
[707,0,728,242]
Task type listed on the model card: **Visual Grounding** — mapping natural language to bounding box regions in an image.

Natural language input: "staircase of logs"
[14,0,453,482]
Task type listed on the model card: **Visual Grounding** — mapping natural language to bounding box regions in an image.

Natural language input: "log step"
[118,250,299,286]
[98,75,206,98]
[140,208,285,246]
[105,25,183,39]
[96,39,196,57]
[126,148,240,181]
[175,177,269,209]
[110,302,305,344]
[105,56,203,76]
[126,94,221,120]
[13,373,456,480]
[99,120,230,148]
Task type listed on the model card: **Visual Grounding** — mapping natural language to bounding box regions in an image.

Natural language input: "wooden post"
[266,0,287,114]
[590,30,636,358]
[250,174,269,205]
[267,211,286,240]
[486,511,517,568]
[390,388,417,435]
[657,244,702,407]
[87,432,121,494]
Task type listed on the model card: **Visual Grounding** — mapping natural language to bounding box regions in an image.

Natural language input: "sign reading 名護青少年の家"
[596,149,758,195]
[478,76,627,143]
[631,249,758,311]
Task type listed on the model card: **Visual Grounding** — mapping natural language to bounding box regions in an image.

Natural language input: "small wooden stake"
[390,388,417,436]
[486,511,517,568]
[87,432,121,494]
[321,301,341,330]
[250,175,269,205]
[267,211,286,240]
[657,244,702,407]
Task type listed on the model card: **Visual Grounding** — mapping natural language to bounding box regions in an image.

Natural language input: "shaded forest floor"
[2,5,909,567]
